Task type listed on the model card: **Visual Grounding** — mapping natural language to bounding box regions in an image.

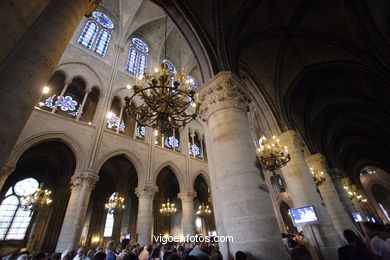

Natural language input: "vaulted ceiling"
[153,0,390,181]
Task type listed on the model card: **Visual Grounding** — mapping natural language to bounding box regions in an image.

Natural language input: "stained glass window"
[103,193,115,237]
[58,96,78,112]
[0,178,39,240]
[126,38,149,76]
[136,125,146,140]
[94,29,111,56]
[92,12,114,29]
[78,21,98,49]
[106,112,125,132]
[165,136,180,149]
[78,12,114,57]
[189,144,201,157]
[186,76,198,90]
[132,38,149,53]
[126,48,138,74]
[162,60,176,88]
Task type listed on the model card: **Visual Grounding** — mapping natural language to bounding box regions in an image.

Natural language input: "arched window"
[189,132,202,159]
[0,178,39,240]
[126,38,149,76]
[78,11,114,57]
[164,128,180,152]
[103,193,115,237]
[270,175,286,194]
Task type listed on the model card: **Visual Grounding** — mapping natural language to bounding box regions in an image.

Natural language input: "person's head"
[51,253,61,260]
[94,252,106,260]
[122,253,137,260]
[121,239,130,250]
[235,251,246,260]
[32,252,47,260]
[86,250,94,260]
[290,246,311,260]
[343,229,358,245]
[281,233,288,238]
[166,254,181,260]
[363,222,385,238]
[77,247,86,256]
[106,241,115,251]
[151,247,161,258]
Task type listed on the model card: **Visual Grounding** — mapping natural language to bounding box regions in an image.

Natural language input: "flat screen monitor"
[289,205,319,226]
[123,233,131,240]
[352,212,363,222]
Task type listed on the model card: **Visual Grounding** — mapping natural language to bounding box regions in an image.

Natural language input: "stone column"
[135,184,158,246]
[306,154,357,239]
[198,72,287,259]
[0,0,100,169]
[56,171,99,252]
[279,131,341,260]
[0,164,15,191]
[178,190,197,236]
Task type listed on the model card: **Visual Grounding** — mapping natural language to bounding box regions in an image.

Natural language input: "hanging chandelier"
[343,184,367,202]
[159,199,177,216]
[124,13,200,134]
[105,193,125,214]
[124,64,200,134]
[20,183,52,212]
[310,168,326,186]
[196,203,212,217]
[256,136,291,173]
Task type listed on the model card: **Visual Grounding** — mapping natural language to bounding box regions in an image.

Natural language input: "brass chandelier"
[256,136,291,173]
[196,203,212,217]
[343,185,367,203]
[124,13,200,134]
[105,193,125,214]
[159,199,177,216]
[20,183,52,212]
[310,168,326,186]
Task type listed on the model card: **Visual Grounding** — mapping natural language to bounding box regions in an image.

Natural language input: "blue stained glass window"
[163,59,176,73]
[131,38,149,53]
[186,76,198,90]
[92,11,114,30]
[94,29,111,56]
[136,125,146,139]
[137,53,148,77]
[78,21,98,49]
[126,48,138,73]
[165,136,180,149]
[45,95,56,108]
[58,96,78,112]
[106,113,125,132]
[189,144,201,157]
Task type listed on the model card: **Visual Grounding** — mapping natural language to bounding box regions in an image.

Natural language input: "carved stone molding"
[86,0,101,17]
[178,190,197,201]
[198,72,250,122]
[306,153,328,172]
[278,130,304,153]
[1,164,15,178]
[70,170,99,191]
[135,184,159,199]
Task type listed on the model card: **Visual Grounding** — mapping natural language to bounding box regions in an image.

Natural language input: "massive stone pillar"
[0,0,100,169]
[0,164,15,191]
[279,131,341,260]
[306,154,357,239]
[56,171,99,252]
[178,190,197,236]
[135,184,158,246]
[198,72,287,260]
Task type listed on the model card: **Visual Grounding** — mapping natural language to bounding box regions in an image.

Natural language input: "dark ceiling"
[154,0,390,181]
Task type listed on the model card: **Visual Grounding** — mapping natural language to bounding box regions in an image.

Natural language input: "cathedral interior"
[0,0,389,259]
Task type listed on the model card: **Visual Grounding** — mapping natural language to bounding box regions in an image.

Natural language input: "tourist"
[85,250,94,260]
[106,241,116,260]
[73,247,86,260]
[338,229,374,260]
[139,246,152,260]
[235,251,246,260]
[363,222,390,259]
[189,243,209,260]
[32,252,47,260]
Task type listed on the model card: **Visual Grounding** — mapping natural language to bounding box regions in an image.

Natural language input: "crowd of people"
[2,222,390,260]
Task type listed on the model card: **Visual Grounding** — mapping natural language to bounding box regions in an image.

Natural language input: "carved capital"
[86,0,101,17]
[198,72,250,121]
[135,184,158,199]
[71,170,99,191]
[178,190,197,202]
[278,130,303,153]
[305,153,328,172]
[1,164,15,178]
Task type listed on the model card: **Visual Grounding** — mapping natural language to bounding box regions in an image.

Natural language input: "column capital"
[1,164,15,178]
[278,130,304,153]
[70,170,99,191]
[135,184,158,199]
[178,190,197,201]
[305,153,328,171]
[114,44,125,53]
[198,71,250,122]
